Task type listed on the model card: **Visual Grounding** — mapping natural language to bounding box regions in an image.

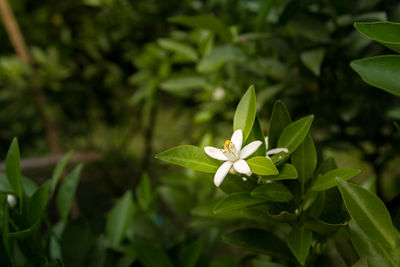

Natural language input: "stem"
[0,0,61,154]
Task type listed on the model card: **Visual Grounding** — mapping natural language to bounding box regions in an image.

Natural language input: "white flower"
[7,194,16,208]
[265,136,289,159]
[204,129,262,187]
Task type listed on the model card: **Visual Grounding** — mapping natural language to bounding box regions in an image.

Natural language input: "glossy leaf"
[277,115,314,153]
[301,48,325,76]
[251,183,293,202]
[260,163,298,181]
[287,227,312,265]
[57,164,84,222]
[106,191,135,248]
[155,145,220,173]
[169,15,231,42]
[51,151,73,196]
[247,156,278,176]
[213,192,266,214]
[233,85,256,141]
[197,45,245,73]
[268,100,291,149]
[291,134,317,184]
[219,173,258,194]
[5,138,23,211]
[223,228,292,259]
[336,178,398,249]
[354,21,400,53]
[311,168,360,191]
[304,217,345,235]
[351,55,400,96]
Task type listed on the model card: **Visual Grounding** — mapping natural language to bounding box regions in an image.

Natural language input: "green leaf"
[223,228,292,259]
[158,38,198,61]
[251,183,293,202]
[136,173,152,211]
[56,164,84,222]
[160,76,209,93]
[133,241,174,267]
[260,163,298,181]
[277,115,314,153]
[155,145,220,173]
[304,217,345,235]
[0,173,38,197]
[354,21,400,53]
[311,168,360,191]
[351,55,400,96]
[51,151,73,196]
[245,116,266,156]
[213,192,266,214]
[247,156,278,176]
[268,100,291,149]
[27,181,50,227]
[233,85,256,141]
[181,236,205,267]
[287,227,312,265]
[2,202,13,265]
[291,134,317,184]
[219,174,258,194]
[349,220,399,267]
[61,218,91,267]
[197,45,245,73]
[301,48,325,76]
[169,15,231,42]
[106,191,135,248]
[5,138,23,211]
[336,178,398,249]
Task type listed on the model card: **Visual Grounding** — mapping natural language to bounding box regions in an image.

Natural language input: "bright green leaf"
[160,76,209,93]
[106,191,135,248]
[291,134,317,184]
[251,183,293,202]
[247,156,278,176]
[260,163,298,181]
[268,100,291,149]
[57,164,84,222]
[287,227,312,265]
[277,115,314,153]
[311,168,360,191]
[136,173,152,211]
[213,192,266,214]
[158,38,198,61]
[233,85,256,141]
[51,151,73,196]
[5,138,23,211]
[351,55,400,96]
[354,21,400,53]
[155,145,220,173]
[336,178,398,249]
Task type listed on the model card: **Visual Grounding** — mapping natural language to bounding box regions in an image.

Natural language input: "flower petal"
[214,161,233,187]
[231,129,243,151]
[265,136,269,151]
[266,147,289,156]
[204,146,228,161]
[233,159,251,174]
[240,141,262,159]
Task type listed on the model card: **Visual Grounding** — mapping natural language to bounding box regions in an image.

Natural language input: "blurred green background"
[1,0,400,265]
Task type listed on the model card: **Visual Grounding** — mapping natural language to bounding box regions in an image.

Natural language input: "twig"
[0,0,61,154]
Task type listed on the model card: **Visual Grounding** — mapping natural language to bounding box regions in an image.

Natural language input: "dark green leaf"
[61,218,91,267]
[181,236,205,267]
[336,178,398,249]
[268,100,291,149]
[245,116,266,156]
[311,168,360,191]
[260,163,298,181]
[233,85,257,141]
[351,55,400,96]
[247,156,278,176]
[56,164,83,222]
[197,45,245,73]
[160,76,209,93]
[223,228,292,259]
[291,134,317,184]
[106,191,135,248]
[277,115,314,153]
[301,48,325,76]
[27,181,50,227]
[133,241,174,267]
[136,173,152,211]
[354,21,400,53]
[287,227,312,265]
[155,145,220,173]
[213,192,266,214]
[251,183,293,202]
[2,202,13,265]
[51,151,73,195]
[158,38,198,61]
[304,217,345,235]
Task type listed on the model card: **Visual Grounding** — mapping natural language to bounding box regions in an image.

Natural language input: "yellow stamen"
[224,140,231,146]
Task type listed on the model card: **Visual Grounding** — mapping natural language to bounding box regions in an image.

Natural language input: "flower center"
[222,140,238,162]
